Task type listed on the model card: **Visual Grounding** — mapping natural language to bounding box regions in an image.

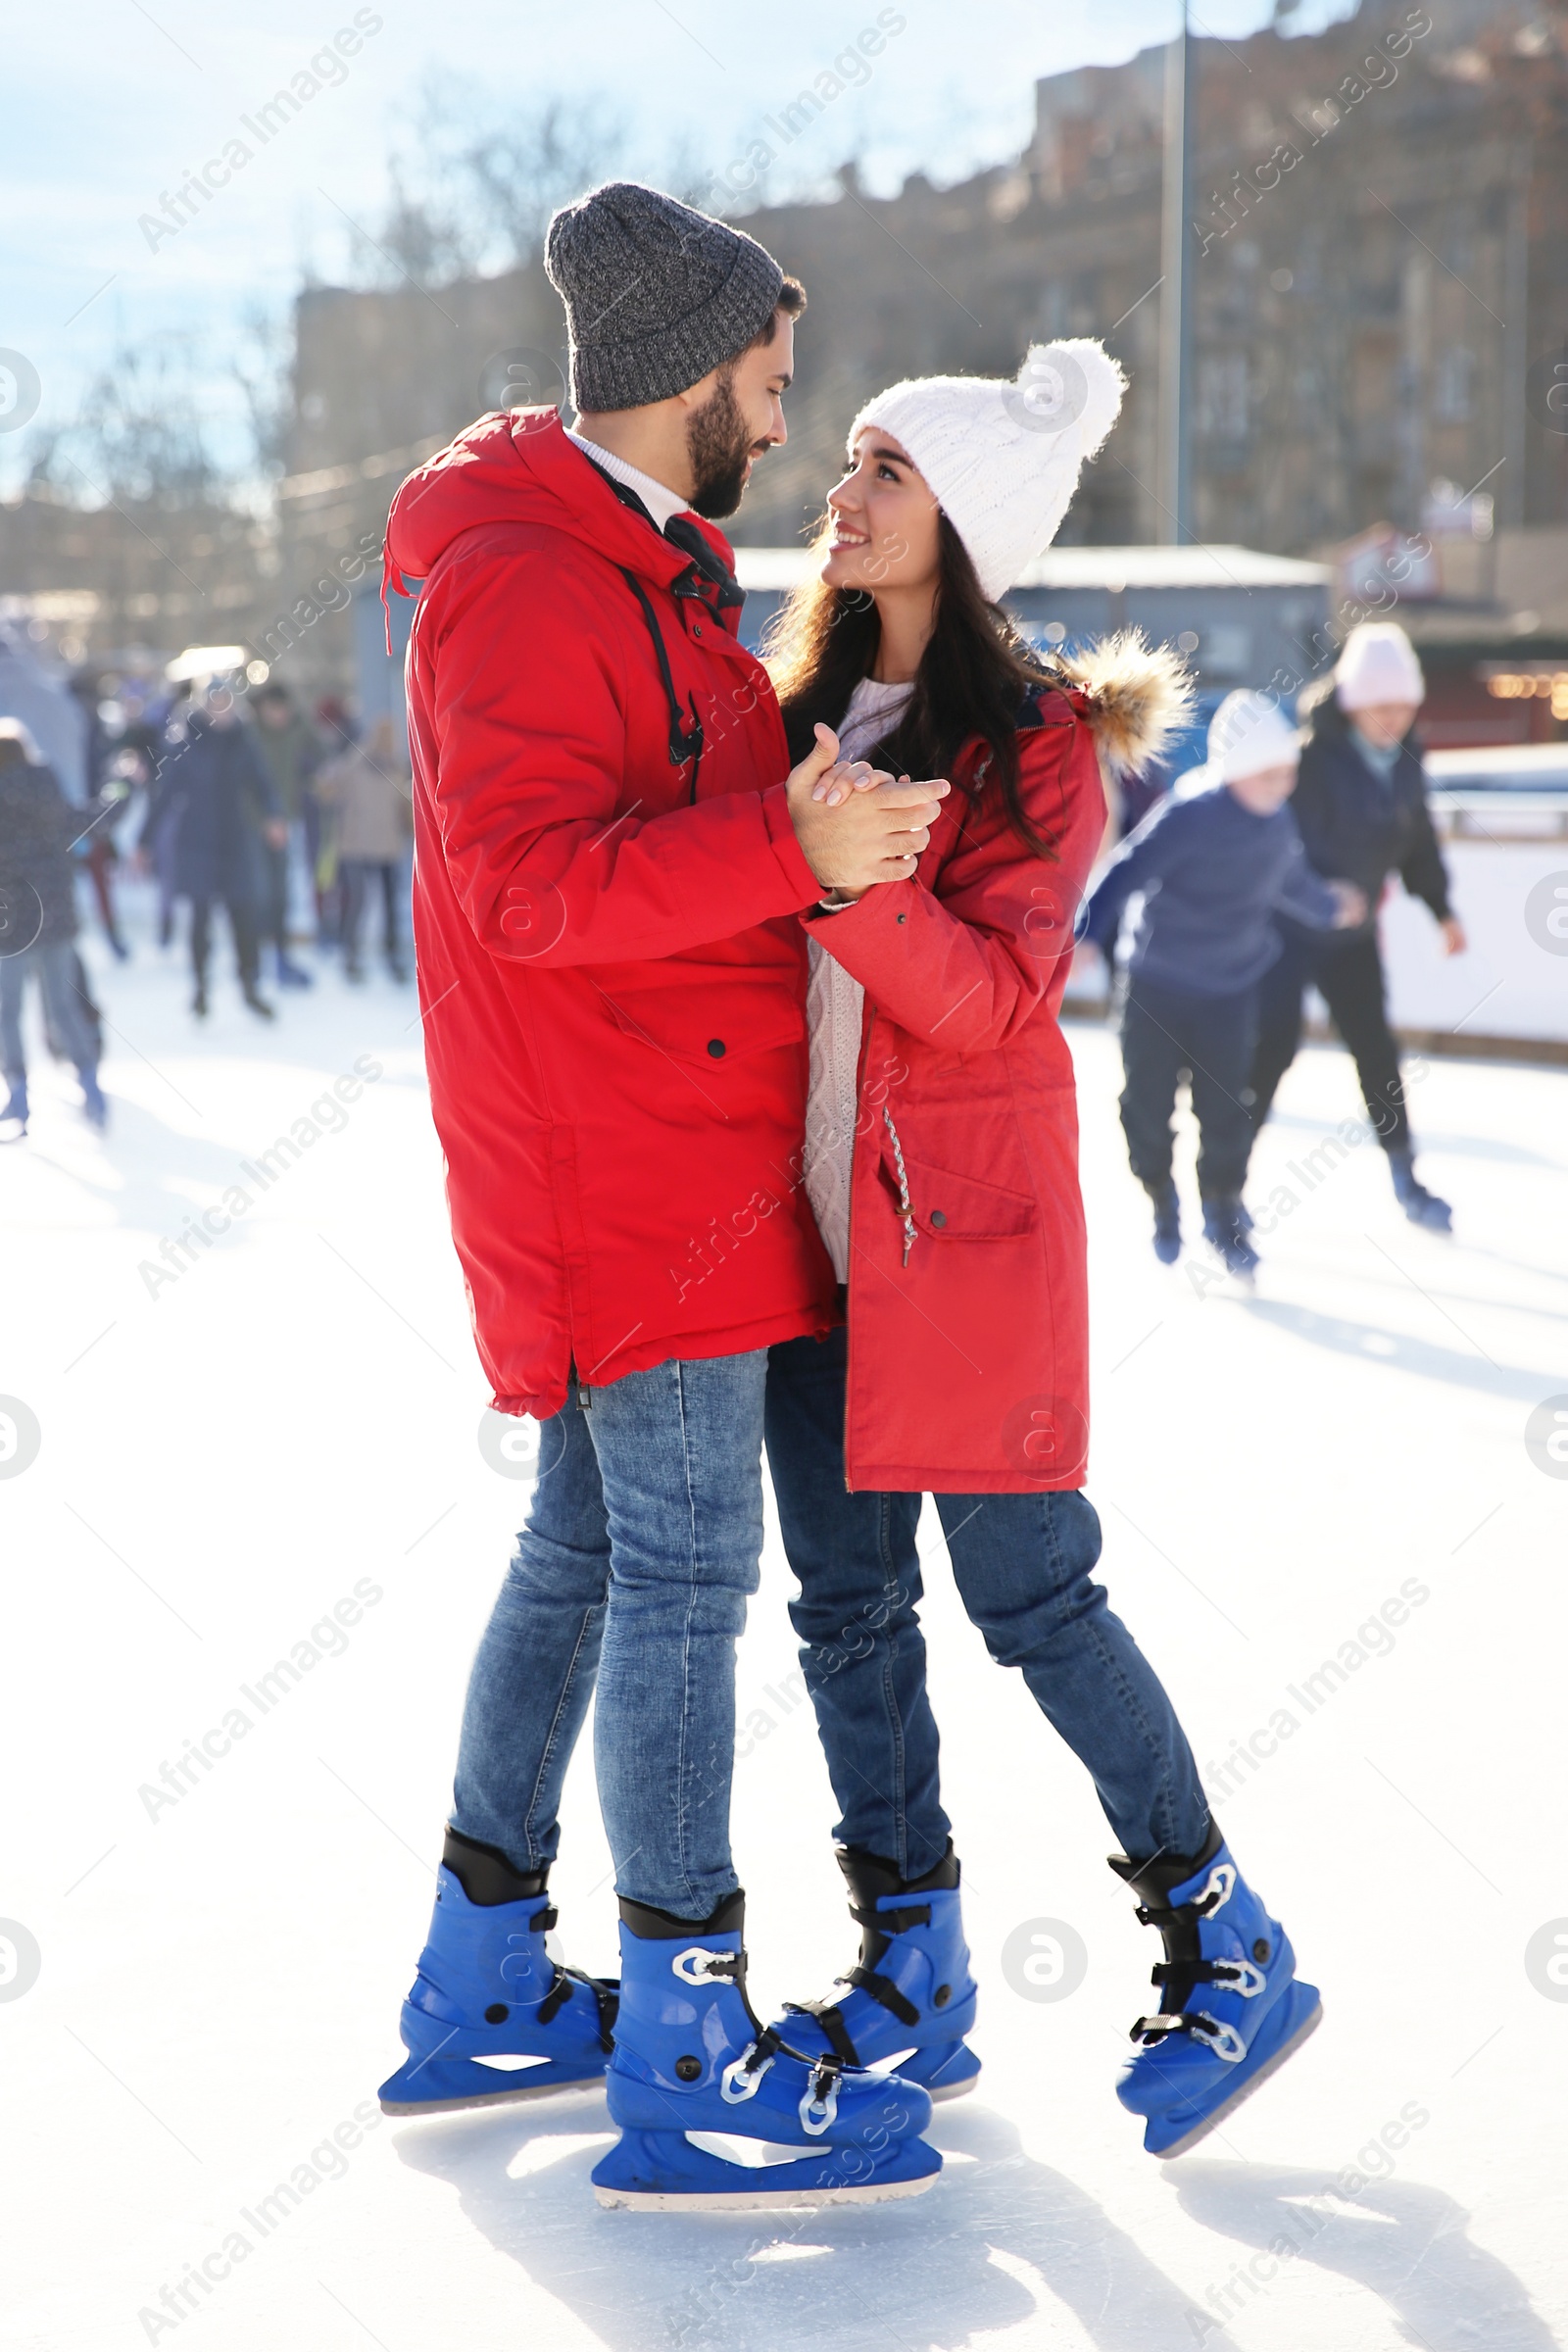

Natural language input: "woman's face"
[821,430,942,595]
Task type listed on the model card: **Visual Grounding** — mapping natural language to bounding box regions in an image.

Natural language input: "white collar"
[564,428,695,533]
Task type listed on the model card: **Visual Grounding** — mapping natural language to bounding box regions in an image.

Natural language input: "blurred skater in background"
[1080,691,1364,1274]
[1248,621,1465,1231]
[143,683,282,1020]
[314,715,413,983]
[0,718,108,1138]
[250,679,321,991]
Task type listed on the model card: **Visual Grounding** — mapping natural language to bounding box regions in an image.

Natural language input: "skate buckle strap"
[849,1899,932,1936]
[529,1904,559,1934]
[1136,1862,1236,1935]
[846,1962,919,2029]
[1192,1863,1237,1916]
[536,1962,616,2039]
[799,2056,843,2136]
[719,2040,777,2104]
[1131,2009,1247,2063]
[719,2027,784,2105]
[670,1945,741,1986]
[1152,1955,1267,1999]
[782,1997,861,2068]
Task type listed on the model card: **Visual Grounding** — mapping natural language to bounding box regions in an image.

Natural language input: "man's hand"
[1328,879,1368,928]
[1439,914,1467,956]
[787,724,948,894]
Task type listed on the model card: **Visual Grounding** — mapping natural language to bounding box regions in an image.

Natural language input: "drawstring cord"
[883,1107,916,1268]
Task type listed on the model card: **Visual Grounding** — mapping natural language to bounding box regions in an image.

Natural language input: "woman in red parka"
[759,349,1323,2161]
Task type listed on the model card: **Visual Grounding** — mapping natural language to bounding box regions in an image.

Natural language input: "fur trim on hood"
[1054,632,1196,779]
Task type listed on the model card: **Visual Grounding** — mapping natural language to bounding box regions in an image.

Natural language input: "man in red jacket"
[379,182,948,2208]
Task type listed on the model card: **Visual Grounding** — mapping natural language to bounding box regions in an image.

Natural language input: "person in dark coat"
[1248,622,1465,1229]
[0,718,107,1136]
[144,686,283,1018]
[68,670,131,959]
[1081,690,1365,1273]
[250,678,320,987]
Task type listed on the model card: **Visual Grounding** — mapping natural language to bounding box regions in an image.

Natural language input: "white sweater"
[803,675,913,1282]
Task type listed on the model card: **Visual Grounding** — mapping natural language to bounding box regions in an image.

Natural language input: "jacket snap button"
[930,1209,947,1228]
[896,911,907,923]
[707,1038,726,1058]
[692,622,704,637]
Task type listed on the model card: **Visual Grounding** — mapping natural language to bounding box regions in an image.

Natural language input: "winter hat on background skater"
[847,342,1126,602]
[1334,621,1425,711]
[546,180,785,414]
[1208,690,1300,781]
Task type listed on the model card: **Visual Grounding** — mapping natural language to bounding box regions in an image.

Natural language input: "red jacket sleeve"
[803,714,1106,1052]
[419,543,819,966]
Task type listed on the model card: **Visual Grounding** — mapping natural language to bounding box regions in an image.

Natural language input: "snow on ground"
[3,889,1566,2352]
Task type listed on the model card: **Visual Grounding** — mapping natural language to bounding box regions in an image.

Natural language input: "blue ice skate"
[769,1844,981,2102]
[1112,1831,1321,2157]
[592,1890,941,2210]
[379,1832,616,2115]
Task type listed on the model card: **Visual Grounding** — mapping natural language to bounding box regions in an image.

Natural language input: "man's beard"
[686,369,760,518]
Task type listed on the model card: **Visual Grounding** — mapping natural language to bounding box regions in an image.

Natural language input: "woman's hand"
[813,764,950,809]
[787,725,948,893]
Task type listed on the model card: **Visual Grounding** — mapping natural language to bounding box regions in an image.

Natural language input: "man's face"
[1347,698,1419,750]
[256,696,290,732]
[684,312,793,519]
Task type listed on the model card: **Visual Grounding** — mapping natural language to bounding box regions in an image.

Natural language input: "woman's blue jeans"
[452,1351,767,1921]
[764,1328,1211,1880]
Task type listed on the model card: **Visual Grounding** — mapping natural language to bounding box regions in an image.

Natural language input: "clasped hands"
[786,722,949,902]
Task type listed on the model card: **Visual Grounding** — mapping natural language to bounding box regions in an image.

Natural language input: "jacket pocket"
[877,1142,1037,1241]
[603,984,806,1069]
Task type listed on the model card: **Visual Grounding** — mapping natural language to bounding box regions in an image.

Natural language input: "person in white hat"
[1249,620,1464,1229]
[1081,689,1364,1272]
[757,354,1324,2163]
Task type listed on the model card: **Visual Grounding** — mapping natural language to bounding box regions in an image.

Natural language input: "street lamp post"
[1158,3,1194,544]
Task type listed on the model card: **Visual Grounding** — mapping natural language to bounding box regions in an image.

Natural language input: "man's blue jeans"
[764,1328,1210,1880]
[451,1351,767,1921]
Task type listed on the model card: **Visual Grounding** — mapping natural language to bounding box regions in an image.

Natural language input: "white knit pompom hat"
[1335,621,1425,711]
[847,340,1126,602]
[1208,690,1300,782]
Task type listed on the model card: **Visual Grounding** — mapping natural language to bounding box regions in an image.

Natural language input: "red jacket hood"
[383,407,737,602]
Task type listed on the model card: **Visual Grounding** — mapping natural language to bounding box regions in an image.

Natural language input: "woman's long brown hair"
[762,513,1060,858]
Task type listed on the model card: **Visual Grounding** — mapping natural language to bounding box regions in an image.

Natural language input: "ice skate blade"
[594,2169,939,2212]
[1149,1990,1323,2159]
[379,2072,604,2117]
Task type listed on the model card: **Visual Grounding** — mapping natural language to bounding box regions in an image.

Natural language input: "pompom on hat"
[1335,621,1425,712]
[847,341,1126,601]
[1207,689,1301,782]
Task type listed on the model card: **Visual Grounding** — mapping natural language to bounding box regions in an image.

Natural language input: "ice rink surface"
[3,903,1566,2352]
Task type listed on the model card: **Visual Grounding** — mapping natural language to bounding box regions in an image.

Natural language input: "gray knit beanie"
[546,180,786,413]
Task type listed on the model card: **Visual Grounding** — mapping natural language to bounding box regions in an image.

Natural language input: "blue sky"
[2,0,1358,491]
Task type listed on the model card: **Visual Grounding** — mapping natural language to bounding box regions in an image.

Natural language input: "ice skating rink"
[4,913,1566,2352]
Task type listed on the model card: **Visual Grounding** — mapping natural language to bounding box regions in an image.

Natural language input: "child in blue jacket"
[1081,690,1363,1273]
